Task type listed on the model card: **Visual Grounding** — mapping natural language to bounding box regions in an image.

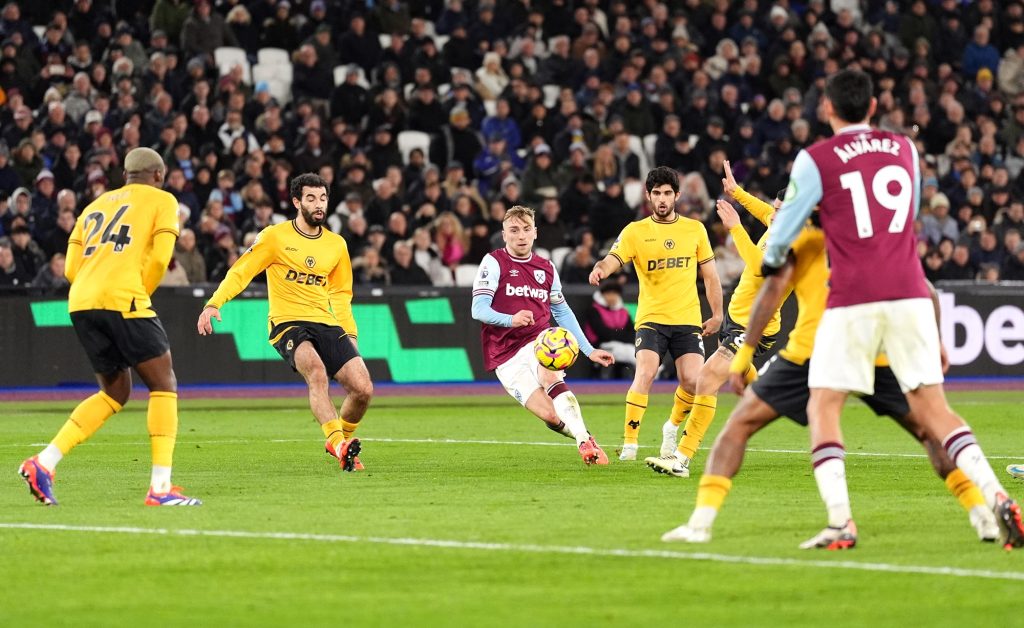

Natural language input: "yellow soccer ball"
[534,327,580,371]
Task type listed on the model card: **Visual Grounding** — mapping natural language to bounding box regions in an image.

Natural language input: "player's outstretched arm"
[716,200,764,269]
[197,306,221,335]
[763,150,822,270]
[699,258,724,336]
[728,255,795,391]
[204,228,276,316]
[588,254,623,286]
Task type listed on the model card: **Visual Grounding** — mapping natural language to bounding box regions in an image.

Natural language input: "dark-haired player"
[472,205,614,465]
[589,166,723,461]
[647,160,785,478]
[761,68,1024,549]
[197,173,372,472]
[20,147,200,506]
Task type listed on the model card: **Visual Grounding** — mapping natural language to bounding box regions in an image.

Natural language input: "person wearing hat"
[520,143,559,204]
[429,106,484,175]
[921,192,960,245]
[19,147,202,507]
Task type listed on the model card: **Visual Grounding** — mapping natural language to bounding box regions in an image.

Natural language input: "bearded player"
[197,173,372,473]
[472,205,614,464]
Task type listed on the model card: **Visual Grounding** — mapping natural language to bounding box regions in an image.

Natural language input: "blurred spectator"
[942,243,978,280]
[9,223,45,279]
[353,245,390,286]
[560,243,596,284]
[31,252,68,293]
[534,196,568,252]
[410,225,452,286]
[174,227,207,284]
[389,239,431,285]
[433,211,466,269]
[921,193,960,244]
[0,236,28,286]
[582,278,636,373]
[180,0,238,59]
[1003,243,1024,280]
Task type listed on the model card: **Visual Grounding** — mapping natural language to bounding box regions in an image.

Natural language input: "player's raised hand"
[588,265,605,286]
[715,199,741,229]
[511,309,535,327]
[701,314,722,336]
[197,306,221,335]
[588,348,615,367]
[721,159,738,197]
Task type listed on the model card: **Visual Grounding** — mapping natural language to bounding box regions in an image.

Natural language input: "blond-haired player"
[20,147,201,506]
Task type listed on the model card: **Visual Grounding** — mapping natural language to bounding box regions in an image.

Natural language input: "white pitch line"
[5,437,1023,460]
[0,522,1021,582]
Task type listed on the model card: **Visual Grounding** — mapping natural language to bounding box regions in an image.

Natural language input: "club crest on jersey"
[664,239,675,250]
[534,269,546,283]
[286,339,294,351]
[305,256,315,268]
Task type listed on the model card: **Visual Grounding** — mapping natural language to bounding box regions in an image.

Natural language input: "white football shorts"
[494,341,564,407]
[808,298,944,394]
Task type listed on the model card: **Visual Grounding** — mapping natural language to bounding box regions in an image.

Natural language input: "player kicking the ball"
[471,205,614,464]
[198,173,372,472]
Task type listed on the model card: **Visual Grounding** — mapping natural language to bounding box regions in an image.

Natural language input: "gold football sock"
[669,387,694,426]
[696,474,733,511]
[945,468,986,511]
[322,418,346,452]
[148,392,178,468]
[623,390,648,445]
[52,391,122,454]
[341,419,359,440]
[677,394,717,460]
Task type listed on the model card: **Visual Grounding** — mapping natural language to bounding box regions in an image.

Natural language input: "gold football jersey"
[727,188,783,337]
[67,183,179,317]
[778,226,830,365]
[610,215,714,328]
[206,221,357,337]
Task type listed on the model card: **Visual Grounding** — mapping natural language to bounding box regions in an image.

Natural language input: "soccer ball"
[534,327,580,371]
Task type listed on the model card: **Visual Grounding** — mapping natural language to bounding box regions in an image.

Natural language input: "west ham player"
[761,68,1023,549]
[661,218,1000,545]
[589,167,723,461]
[647,161,784,478]
[198,173,372,473]
[20,148,200,506]
[471,205,614,465]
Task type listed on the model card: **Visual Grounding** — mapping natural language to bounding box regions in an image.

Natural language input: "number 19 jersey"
[68,184,180,317]
[802,126,929,307]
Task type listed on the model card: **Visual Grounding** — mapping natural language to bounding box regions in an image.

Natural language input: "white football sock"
[37,444,63,472]
[688,505,718,529]
[553,392,589,445]
[813,458,852,528]
[151,465,172,494]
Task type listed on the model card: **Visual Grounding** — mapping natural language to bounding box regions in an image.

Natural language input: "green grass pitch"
[2,389,1023,626]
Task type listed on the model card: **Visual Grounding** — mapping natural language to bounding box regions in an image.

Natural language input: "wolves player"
[19,148,200,506]
[472,205,614,465]
[198,173,372,472]
[761,68,1024,549]
[589,167,723,461]
[648,161,784,478]
[661,219,1000,545]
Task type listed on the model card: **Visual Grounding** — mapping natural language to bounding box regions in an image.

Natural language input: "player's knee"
[305,367,330,390]
[351,378,373,405]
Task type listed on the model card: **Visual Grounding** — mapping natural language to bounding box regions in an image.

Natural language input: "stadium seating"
[454,264,479,287]
[550,246,572,272]
[624,180,644,209]
[256,47,290,66]
[628,135,650,177]
[334,64,369,89]
[642,134,658,168]
[541,85,560,108]
[397,130,431,165]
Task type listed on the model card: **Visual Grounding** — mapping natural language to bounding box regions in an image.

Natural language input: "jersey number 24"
[81,205,133,256]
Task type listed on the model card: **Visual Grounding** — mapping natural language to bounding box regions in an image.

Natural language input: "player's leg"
[676,347,731,461]
[291,340,358,471]
[619,325,665,460]
[21,312,130,505]
[663,327,705,435]
[647,329,706,474]
[536,365,608,465]
[327,336,372,470]
[662,389,781,542]
[862,366,997,542]
[134,350,200,505]
[883,298,1024,548]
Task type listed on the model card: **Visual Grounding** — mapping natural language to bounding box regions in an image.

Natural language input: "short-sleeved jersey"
[777,225,830,365]
[766,125,929,308]
[473,248,562,371]
[68,183,179,317]
[206,221,356,338]
[609,215,714,328]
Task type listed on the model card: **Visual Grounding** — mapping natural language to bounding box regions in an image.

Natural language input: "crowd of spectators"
[1,0,1024,294]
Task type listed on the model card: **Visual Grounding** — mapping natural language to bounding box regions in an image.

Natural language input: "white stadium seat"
[214,46,247,69]
[624,180,644,209]
[454,264,479,287]
[550,246,572,272]
[643,133,658,166]
[542,84,560,108]
[397,130,431,164]
[628,134,650,177]
[257,47,290,66]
